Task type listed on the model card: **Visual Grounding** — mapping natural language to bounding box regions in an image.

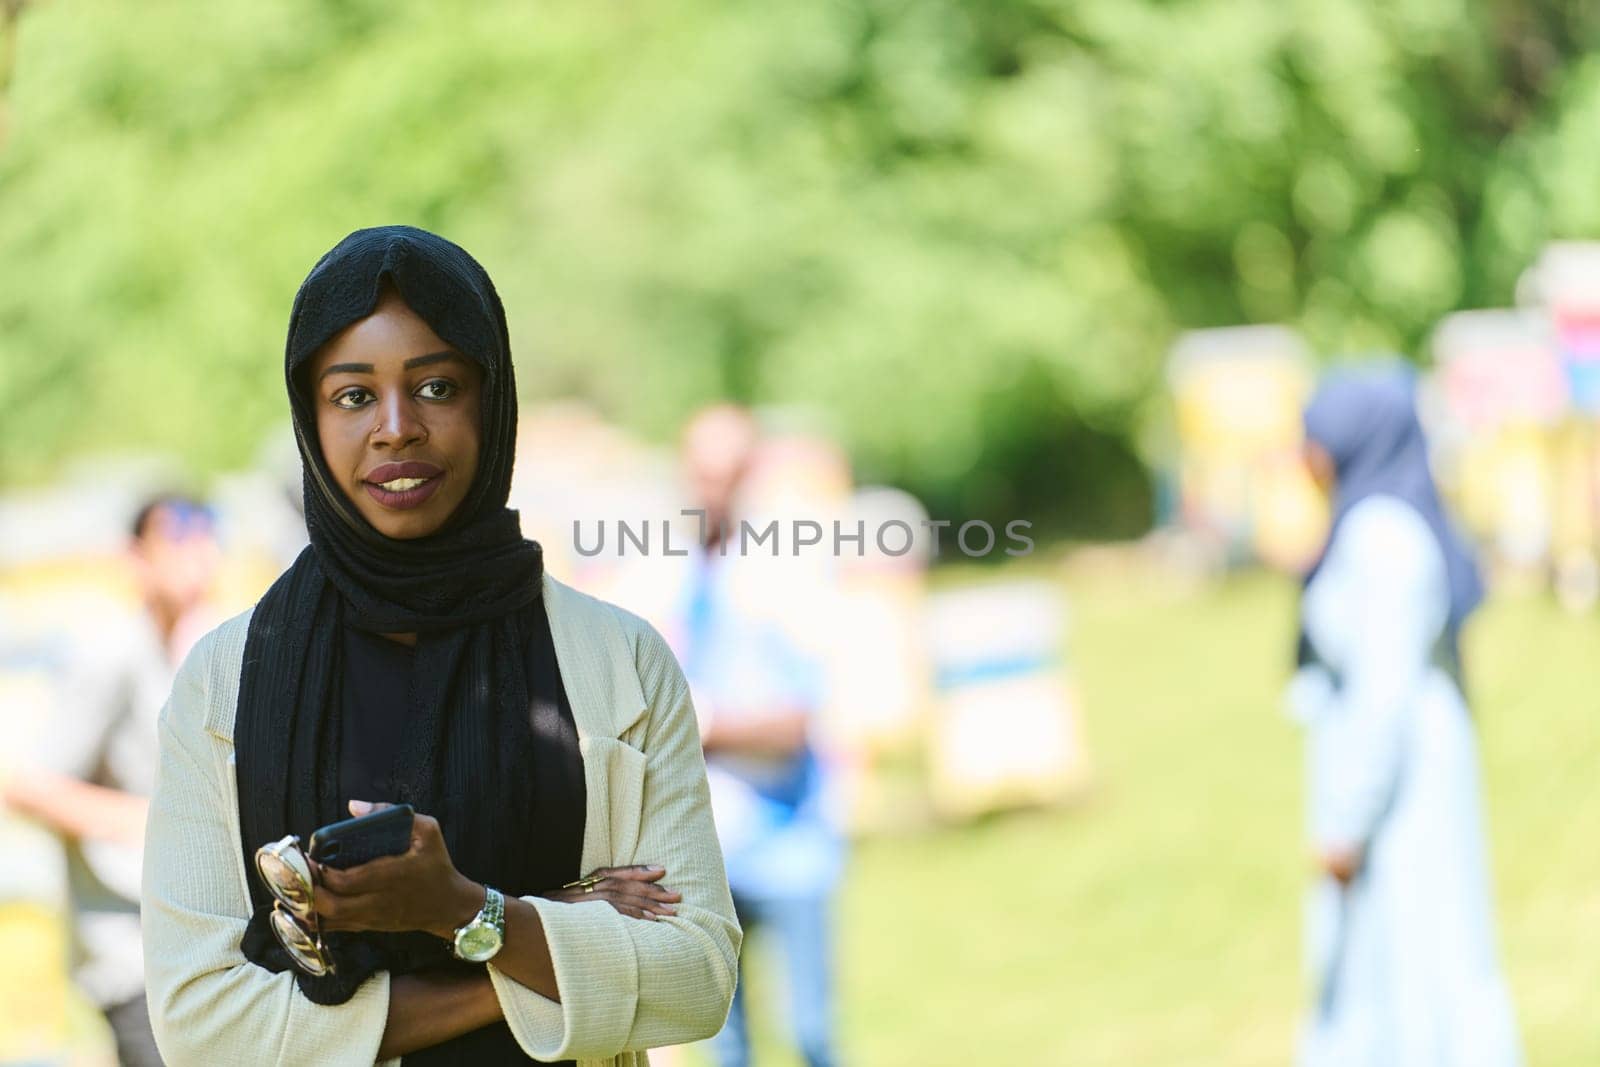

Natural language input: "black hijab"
[234,227,582,1061]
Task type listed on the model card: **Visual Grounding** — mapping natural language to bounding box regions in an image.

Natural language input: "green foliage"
[1,1,1598,531]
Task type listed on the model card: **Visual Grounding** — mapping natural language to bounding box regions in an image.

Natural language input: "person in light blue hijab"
[1290,364,1521,1067]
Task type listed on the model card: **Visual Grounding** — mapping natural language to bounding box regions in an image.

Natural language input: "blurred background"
[2,1,1599,1064]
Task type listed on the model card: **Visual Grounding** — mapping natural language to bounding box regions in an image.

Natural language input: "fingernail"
[349,800,372,815]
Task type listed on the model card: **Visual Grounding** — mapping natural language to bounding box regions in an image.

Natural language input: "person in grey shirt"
[3,496,220,1067]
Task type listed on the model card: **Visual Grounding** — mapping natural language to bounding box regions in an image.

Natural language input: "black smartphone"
[308,804,415,870]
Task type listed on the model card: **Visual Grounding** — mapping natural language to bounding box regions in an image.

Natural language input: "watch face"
[456,922,504,963]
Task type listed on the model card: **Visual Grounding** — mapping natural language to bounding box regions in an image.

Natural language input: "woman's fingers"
[601,889,672,919]
[588,892,654,921]
[317,852,408,894]
[348,799,395,817]
[540,866,679,919]
[313,888,384,931]
[589,875,677,899]
[588,885,676,916]
[595,877,678,906]
[542,882,678,918]
[636,883,682,902]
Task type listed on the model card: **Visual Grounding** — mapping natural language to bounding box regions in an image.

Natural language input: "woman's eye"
[332,388,373,409]
[417,379,457,401]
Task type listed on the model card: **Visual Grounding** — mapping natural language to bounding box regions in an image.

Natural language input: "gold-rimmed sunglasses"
[254,835,335,977]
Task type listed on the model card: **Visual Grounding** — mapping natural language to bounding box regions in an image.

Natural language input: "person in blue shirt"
[671,405,843,1067]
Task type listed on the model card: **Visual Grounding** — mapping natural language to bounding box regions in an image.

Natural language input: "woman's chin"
[359,503,450,541]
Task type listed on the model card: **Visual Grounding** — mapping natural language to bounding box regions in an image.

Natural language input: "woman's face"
[307,290,484,540]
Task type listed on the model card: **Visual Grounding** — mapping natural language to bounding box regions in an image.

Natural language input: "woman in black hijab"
[142,227,742,1066]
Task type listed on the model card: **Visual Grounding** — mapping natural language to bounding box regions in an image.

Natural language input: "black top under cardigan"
[337,604,586,1066]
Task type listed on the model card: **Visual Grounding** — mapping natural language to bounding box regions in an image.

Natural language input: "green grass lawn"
[10,561,1593,1065]
[707,562,1600,1066]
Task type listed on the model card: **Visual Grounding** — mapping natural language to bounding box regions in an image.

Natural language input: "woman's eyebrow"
[403,350,461,370]
[317,351,461,381]
[319,362,373,380]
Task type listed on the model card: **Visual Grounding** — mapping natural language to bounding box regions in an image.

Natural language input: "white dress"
[1289,495,1521,1067]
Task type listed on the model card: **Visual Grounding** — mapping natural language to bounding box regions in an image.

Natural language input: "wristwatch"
[451,886,506,963]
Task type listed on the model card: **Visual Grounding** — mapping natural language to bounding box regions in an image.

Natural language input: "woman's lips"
[362,461,444,511]
[363,477,442,510]
[366,460,442,482]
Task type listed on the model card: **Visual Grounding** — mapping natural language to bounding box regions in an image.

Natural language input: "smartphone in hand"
[308,804,415,870]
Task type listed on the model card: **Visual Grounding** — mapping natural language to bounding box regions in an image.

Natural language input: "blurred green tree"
[1,0,1597,537]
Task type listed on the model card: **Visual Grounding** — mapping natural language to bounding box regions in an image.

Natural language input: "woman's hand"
[312,800,485,941]
[1318,845,1363,887]
[538,865,681,921]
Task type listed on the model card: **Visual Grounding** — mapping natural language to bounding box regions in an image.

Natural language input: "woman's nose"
[370,394,426,449]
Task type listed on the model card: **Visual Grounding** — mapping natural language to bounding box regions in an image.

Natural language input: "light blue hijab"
[1299,364,1485,669]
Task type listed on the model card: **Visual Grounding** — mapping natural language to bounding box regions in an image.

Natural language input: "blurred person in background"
[1289,367,1521,1067]
[1,494,221,1067]
[672,405,843,1067]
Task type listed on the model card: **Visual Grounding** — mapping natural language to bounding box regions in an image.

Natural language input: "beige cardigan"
[141,573,741,1066]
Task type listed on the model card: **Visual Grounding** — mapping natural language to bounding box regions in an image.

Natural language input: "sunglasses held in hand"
[253,805,416,976]
[255,835,332,976]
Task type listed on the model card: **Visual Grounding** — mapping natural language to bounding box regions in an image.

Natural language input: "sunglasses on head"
[254,835,334,977]
[165,500,216,533]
